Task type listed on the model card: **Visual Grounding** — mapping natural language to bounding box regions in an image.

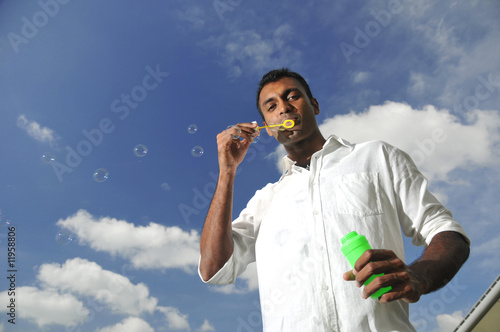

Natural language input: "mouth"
[264,118,301,133]
[281,118,300,130]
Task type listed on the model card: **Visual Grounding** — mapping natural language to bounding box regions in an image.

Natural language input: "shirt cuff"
[423,219,470,247]
[198,254,237,285]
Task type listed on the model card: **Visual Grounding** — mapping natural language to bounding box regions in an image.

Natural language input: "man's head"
[256,68,314,121]
[256,68,322,147]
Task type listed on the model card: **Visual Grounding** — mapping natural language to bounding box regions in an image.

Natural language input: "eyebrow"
[262,88,301,108]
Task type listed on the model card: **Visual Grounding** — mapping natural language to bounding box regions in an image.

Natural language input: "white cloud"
[37,258,158,315]
[157,306,191,331]
[203,24,301,79]
[8,258,192,330]
[269,102,500,183]
[56,209,200,271]
[175,5,206,30]
[402,1,500,107]
[352,71,371,84]
[16,114,57,145]
[316,102,500,182]
[434,310,464,332]
[408,72,426,96]
[96,317,154,332]
[472,234,500,268]
[197,319,215,332]
[0,286,88,328]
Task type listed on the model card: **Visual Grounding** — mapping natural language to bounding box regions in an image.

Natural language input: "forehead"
[259,77,305,104]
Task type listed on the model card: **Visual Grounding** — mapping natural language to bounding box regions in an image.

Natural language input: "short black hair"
[256,68,314,120]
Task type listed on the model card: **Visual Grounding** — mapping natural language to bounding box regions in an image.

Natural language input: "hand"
[342,249,430,303]
[217,122,259,172]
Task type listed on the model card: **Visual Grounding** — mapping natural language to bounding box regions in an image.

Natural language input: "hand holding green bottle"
[341,231,392,299]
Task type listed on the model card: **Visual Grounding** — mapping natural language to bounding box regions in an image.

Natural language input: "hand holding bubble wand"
[226,119,295,142]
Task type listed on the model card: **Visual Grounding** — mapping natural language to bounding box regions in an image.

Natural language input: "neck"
[284,131,326,167]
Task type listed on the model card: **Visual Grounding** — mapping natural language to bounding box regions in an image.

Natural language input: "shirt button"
[313,211,319,215]
[317,245,323,251]
[322,284,329,291]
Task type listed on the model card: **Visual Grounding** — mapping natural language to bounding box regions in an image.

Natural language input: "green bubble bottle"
[340,231,392,299]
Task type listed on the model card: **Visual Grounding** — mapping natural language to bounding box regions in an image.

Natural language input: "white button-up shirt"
[200,135,469,331]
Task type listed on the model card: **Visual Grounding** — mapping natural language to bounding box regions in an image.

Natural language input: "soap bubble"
[188,124,198,134]
[133,144,148,157]
[41,153,55,164]
[161,183,171,191]
[0,212,11,228]
[55,229,73,245]
[264,124,281,133]
[93,168,109,183]
[191,146,204,157]
[225,125,242,140]
[252,134,261,144]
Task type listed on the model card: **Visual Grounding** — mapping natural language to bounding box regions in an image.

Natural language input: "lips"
[282,117,300,129]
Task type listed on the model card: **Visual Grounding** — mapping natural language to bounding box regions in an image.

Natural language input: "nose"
[278,99,291,115]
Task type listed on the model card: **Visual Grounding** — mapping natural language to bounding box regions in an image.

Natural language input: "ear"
[312,98,320,115]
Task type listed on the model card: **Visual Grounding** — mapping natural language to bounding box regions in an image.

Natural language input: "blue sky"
[0,0,499,331]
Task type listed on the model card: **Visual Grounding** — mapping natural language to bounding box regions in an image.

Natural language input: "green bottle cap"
[340,231,359,245]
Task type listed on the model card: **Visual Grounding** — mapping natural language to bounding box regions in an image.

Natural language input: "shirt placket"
[309,152,340,331]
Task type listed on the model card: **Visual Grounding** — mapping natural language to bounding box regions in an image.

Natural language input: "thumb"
[343,270,356,281]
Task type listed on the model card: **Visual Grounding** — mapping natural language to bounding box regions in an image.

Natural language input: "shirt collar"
[280,135,354,178]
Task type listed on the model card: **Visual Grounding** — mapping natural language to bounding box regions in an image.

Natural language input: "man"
[199,68,470,331]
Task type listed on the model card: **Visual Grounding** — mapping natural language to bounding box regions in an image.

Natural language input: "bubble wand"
[256,119,295,131]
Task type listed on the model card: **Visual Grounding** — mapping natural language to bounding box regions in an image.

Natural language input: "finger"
[224,125,242,140]
[237,123,259,138]
[235,122,259,133]
[223,123,258,143]
[237,121,259,128]
[354,258,406,286]
[378,284,414,304]
[343,270,356,281]
[361,271,410,301]
[355,249,398,270]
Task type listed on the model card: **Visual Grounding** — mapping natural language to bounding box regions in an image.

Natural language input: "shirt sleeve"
[389,146,470,247]
[198,185,271,285]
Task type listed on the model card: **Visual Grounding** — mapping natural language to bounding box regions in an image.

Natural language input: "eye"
[287,94,299,101]
[267,104,276,112]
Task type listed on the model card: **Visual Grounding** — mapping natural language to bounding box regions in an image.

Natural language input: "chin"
[279,131,302,142]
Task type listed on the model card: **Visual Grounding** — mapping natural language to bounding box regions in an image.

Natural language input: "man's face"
[258,77,320,145]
